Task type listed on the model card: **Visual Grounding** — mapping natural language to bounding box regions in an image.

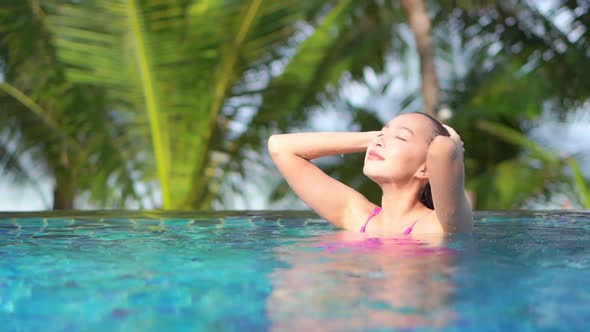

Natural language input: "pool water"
[1,210,589,331]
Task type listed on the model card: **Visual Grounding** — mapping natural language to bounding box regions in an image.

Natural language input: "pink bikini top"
[360,207,418,235]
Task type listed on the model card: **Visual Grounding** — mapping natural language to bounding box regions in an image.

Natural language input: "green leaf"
[476,120,558,164]
[567,157,590,208]
[468,158,557,209]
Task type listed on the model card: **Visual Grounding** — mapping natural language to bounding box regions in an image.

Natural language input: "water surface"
[1,210,589,331]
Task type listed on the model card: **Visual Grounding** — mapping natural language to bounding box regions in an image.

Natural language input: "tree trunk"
[400,1,476,207]
[53,174,75,210]
[400,0,439,117]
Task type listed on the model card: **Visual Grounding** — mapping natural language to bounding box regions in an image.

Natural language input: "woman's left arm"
[426,126,473,233]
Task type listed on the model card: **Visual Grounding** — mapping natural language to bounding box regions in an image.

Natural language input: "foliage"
[256,0,590,210]
[0,0,141,209]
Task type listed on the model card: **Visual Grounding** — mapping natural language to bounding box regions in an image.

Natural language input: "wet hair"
[410,112,451,209]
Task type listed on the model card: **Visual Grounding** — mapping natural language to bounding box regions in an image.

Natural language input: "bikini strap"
[403,220,419,235]
[360,207,382,233]
[403,210,432,235]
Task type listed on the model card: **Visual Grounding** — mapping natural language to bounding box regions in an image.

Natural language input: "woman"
[267,112,473,236]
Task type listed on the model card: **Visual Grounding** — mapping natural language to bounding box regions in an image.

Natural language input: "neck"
[379,180,427,226]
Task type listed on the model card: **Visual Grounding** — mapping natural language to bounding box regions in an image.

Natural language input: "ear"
[415,162,428,180]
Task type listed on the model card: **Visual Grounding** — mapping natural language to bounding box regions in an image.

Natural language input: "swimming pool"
[1,210,589,331]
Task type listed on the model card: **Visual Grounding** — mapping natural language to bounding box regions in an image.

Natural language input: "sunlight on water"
[1,210,589,331]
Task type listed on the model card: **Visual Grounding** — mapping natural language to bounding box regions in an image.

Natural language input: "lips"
[367,150,384,160]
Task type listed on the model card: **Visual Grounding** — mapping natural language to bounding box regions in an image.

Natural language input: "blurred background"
[0,0,588,211]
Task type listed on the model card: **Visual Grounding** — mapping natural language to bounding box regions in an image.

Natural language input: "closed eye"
[396,136,407,141]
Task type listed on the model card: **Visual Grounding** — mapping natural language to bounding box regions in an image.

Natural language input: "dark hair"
[410,112,450,209]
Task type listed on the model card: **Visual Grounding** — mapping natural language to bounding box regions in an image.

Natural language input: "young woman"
[268,112,473,236]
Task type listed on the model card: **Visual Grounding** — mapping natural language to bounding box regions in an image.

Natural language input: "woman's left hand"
[442,124,464,152]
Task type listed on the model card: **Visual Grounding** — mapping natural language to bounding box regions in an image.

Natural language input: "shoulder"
[340,201,379,232]
[408,209,442,234]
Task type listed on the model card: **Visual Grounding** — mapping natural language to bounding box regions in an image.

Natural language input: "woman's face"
[363,113,436,183]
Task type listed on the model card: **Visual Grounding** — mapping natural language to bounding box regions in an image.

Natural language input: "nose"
[375,135,384,148]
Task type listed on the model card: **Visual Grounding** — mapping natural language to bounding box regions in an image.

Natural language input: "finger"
[444,128,461,142]
[442,124,459,137]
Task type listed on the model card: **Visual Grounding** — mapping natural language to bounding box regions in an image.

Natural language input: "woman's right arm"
[267,131,379,230]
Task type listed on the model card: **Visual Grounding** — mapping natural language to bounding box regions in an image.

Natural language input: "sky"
[0,175,52,211]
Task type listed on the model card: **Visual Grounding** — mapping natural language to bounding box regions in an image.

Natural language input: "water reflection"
[267,232,458,331]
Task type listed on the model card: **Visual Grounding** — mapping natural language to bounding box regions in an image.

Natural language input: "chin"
[363,165,387,183]
[362,163,373,177]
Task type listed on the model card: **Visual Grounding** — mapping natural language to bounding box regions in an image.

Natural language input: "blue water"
[1,210,589,331]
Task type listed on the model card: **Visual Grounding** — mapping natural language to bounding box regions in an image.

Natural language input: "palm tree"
[41,0,338,209]
[1,0,407,210]
[43,0,413,209]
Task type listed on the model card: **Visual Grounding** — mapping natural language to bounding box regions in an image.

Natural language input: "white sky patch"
[529,104,590,178]
[0,175,52,211]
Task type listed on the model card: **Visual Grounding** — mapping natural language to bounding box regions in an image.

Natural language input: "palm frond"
[46,0,179,207]
[476,120,557,164]
[468,158,559,209]
[567,157,590,208]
